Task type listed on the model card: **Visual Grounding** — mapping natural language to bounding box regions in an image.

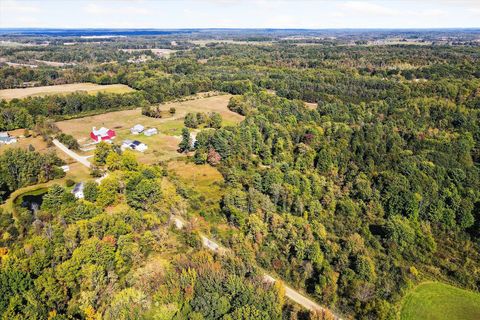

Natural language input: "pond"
[15,188,48,213]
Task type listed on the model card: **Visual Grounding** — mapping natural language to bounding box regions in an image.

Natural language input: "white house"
[130,124,145,135]
[0,132,17,145]
[61,165,70,172]
[144,128,158,136]
[121,139,148,152]
[73,182,84,199]
[190,132,197,147]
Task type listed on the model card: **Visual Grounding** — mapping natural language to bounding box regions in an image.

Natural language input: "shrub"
[57,133,80,150]
[65,179,75,187]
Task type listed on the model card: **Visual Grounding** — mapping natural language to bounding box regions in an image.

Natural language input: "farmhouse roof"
[73,182,84,193]
[92,127,110,137]
[131,124,144,132]
[123,139,133,145]
[91,127,116,141]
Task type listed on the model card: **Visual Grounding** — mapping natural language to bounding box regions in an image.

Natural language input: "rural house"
[90,127,116,142]
[121,139,148,152]
[130,124,145,135]
[0,132,17,145]
[72,182,84,199]
[144,128,158,136]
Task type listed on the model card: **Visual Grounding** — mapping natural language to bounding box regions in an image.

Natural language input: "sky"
[1,0,479,29]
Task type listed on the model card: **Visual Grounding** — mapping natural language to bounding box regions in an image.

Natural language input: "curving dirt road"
[171,215,341,319]
[51,140,341,318]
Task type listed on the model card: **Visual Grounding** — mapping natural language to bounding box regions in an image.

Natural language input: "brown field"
[191,39,274,46]
[55,94,243,164]
[120,48,176,57]
[0,129,50,156]
[0,83,135,101]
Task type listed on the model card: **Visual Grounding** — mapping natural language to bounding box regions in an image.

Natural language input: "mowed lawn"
[55,94,243,164]
[401,282,480,320]
[0,83,134,100]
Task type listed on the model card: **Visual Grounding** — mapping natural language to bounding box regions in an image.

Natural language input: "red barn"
[90,127,116,142]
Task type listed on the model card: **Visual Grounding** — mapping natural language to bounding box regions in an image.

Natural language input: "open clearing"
[0,129,50,156]
[120,48,176,57]
[0,129,90,166]
[400,282,480,320]
[191,39,274,46]
[0,83,135,101]
[168,160,224,203]
[55,94,243,164]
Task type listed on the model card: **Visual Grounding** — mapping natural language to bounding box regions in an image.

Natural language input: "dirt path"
[52,139,91,168]
[170,215,341,319]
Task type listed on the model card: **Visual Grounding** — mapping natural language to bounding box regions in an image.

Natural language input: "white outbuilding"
[144,128,158,136]
[130,124,145,135]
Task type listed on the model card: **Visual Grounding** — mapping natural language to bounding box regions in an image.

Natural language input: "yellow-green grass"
[400,282,480,320]
[167,160,226,228]
[55,94,243,164]
[0,83,135,101]
[168,161,224,202]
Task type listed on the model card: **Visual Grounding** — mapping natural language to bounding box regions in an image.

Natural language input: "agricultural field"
[191,39,274,46]
[120,48,176,57]
[0,83,135,100]
[0,129,50,156]
[55,94,243,164]
[0,129,88,166]
[400,282,480,320]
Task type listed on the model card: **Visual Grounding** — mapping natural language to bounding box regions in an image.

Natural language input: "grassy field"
[0,129,50,156]
[167,160,226,225]
[0,83,135,100]
[168,160,224,203]
[400,282,480,320]
[55,94,243,164]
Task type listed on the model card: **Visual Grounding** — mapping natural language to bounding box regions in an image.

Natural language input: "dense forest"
[0,30,479,319]
[194,90,479,317]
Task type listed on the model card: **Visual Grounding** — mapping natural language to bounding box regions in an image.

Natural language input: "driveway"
[52,139,91,168]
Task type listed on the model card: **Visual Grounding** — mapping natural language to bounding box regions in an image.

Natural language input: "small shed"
[130,124,145,135]
[144,128,158,137]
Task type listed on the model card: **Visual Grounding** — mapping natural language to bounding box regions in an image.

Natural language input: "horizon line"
[1,27,479,31]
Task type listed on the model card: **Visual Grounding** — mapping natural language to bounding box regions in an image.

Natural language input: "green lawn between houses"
[400,282,480,320]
